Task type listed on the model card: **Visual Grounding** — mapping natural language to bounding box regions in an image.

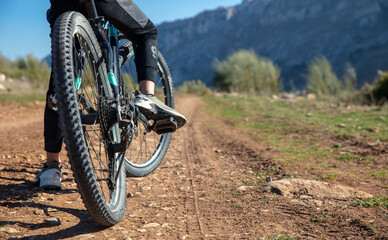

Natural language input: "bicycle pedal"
[153,117,177,134]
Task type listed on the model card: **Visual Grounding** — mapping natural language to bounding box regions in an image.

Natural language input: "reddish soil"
[0,95,387,239]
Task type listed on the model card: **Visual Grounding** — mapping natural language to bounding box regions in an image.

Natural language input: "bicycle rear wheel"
[52,11,126,226]
[119,41,174,177]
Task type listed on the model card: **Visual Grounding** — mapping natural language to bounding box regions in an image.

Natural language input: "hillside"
[157,0,388,89]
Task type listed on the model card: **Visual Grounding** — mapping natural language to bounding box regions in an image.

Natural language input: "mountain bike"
[51,0,175,226]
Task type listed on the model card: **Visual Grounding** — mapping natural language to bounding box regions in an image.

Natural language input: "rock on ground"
[262,179,373,199]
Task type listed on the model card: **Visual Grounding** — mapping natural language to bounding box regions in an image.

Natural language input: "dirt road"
[0,95,387,239]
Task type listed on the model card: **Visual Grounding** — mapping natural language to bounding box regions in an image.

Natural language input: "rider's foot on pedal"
[33,161,62,190]
[134,90,187,129]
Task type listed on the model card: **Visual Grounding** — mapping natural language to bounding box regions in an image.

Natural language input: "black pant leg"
[44,1,87,153]
[44,72,63,153]
[95,0,158,81]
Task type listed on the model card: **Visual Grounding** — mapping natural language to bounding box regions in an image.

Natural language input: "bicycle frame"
[84,0,120,100]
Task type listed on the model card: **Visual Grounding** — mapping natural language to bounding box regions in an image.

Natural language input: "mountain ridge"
[157,0,388,90]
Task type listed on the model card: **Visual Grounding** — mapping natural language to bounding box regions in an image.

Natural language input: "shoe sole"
[40,184,62,191]
[140,105,186,129]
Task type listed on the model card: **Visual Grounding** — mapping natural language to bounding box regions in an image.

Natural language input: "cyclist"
[34,0,187,190]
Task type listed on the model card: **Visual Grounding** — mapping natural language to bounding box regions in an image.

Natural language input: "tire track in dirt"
[179,95,205,238]
[184,125,204,236]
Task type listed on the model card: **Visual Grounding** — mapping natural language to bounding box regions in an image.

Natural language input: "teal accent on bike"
[130,53,134,57]
[108,71,117,86]
[75,77,81,90]
[109,25,118,38]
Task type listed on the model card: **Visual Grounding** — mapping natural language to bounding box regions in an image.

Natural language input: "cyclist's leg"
[95,0,158,88]
[44,0,86,163]
[44,72,62,161]
[36,72,63,190]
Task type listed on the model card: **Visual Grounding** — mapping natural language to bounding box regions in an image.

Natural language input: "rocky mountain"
[157,0,388,90]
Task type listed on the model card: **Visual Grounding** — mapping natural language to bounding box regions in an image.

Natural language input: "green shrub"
[358,71,388,105]
[352,197,388,208]
[0,53,50,88]
[304,56,342,99]
[304,56,360,103]
[176,80,209,95]
[213,50,281,95]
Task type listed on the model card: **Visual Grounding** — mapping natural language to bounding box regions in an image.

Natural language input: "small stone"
[367,141,380,147]
[112,226,125,231]
[47,207,58,212]
[236,186,253,192]
[141,186,151,191]
[306,113,313,117]
[34,209,44,215]
[127,192,133,198]
[65,202,72,204]
[45,217,61,226]
[0,227,19,233]
[282,93,295,100]
[215,149,221,153]
[143,223,160,228]
[137,229,146,233]
[180,186,190,191]
[338,123,346,128]
[307,93,316,100]
[376,116,385,121]
[266,176,272,182]
[205,235,216,238]
[144,203,154,207]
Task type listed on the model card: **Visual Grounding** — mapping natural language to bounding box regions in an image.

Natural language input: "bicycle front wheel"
[52,11,126,226]
[119,41,174,177]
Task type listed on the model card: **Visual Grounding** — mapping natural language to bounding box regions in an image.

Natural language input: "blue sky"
[0,0,242,60]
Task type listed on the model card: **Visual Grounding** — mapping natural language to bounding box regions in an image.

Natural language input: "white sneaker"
[33,161,62,190]
[134,90,187,129]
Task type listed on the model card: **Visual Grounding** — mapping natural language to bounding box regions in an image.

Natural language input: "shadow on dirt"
[0,163,108,239]
[0,176,77,202]
[0,201,106,240]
